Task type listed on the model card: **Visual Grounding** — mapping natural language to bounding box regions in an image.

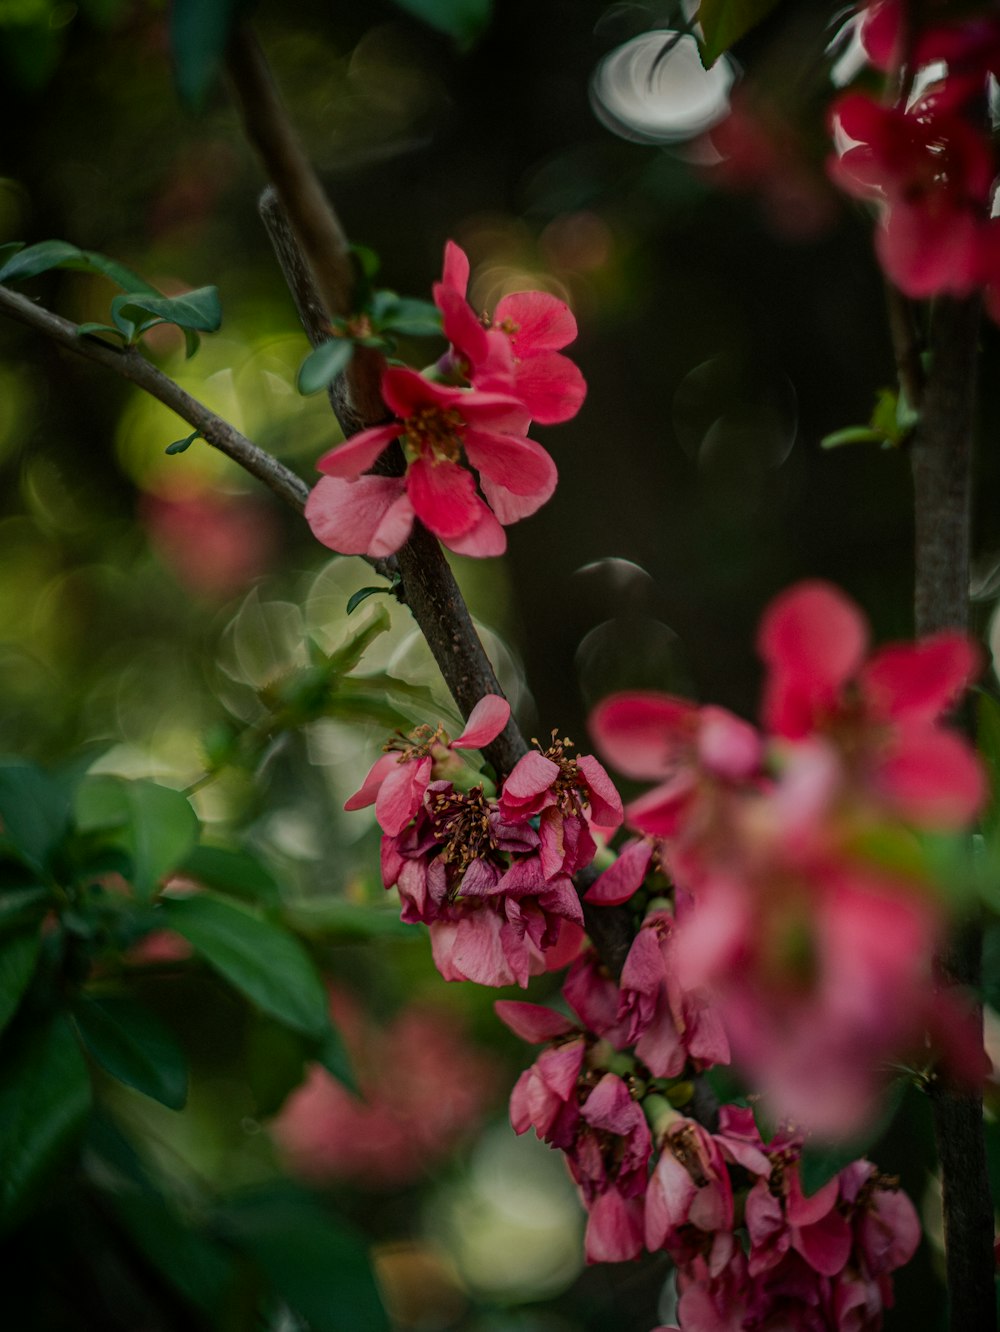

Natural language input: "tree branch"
[910,292,995,1332]
[0,283,309,512]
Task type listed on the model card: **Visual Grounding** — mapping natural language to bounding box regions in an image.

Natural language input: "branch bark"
[0,283,309,512]
[909,293,996,1332]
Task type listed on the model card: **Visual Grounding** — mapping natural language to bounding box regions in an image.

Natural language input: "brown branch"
[885,283,924,413]
[910,293,995,1332]
[0,283,309,512]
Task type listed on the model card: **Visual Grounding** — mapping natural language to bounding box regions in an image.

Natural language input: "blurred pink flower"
[141,488,278,598]
[273,992,499,1188]
[306,366,556,559]
[433,240,587,425]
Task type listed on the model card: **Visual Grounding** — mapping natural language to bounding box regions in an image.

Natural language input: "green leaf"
[0,1011,92,1233]
[170,0,248,110]
[697,0,783,64]
[288,899,414,939]
[111,286,222,335]
[820,427,884,450]
[213,1187,389,1332]
[160,894,328,1036]
[388,0,492,47]
[0,242,25,267]
[346,586,392,615]
[297,339,354,395]
[165,429,201,455]
[112,1191,234,1313]
[0,886,50,930]
[0,760,71,876]
[73,994,188,1110]
[371,294,443,338]
[326,605,392,675]
[76,321,127,343]
[73,777,199,901]
[314,1017,358,1096]
[0,239,82,284]
[0,929,41,1036]
[178,844,281,908]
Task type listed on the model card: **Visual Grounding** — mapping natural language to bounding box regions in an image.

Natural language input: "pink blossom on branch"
[305,365,557,559]
[433,240,587,425]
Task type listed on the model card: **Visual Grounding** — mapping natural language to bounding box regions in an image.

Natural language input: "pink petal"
[584,1188,644,1264]
[696,707,762,780]
[385,366,471,419]
[757,581,868,730]
[315,424,402,478]
[624,773,697,838]
[434,280,490,365]
[479,472,556,525]
[344,752,398,811]
[494,1000,576,1043]
[588,692,699,780]
[305,475,414,558]
[585,838,653,905]
[450,908,516,986]
[876,726,985,827]
[536,1039,586,1098]
[456,387,533,436]
[375,755,431,835]
[442,503,508,556]
[463,429,557,498]
[452,694,511,749]
[511,350,587,425]
[406,457,482,540]
[580,1072,637,1133]
[503,751,560,806]
[494,290,578,353]
[577,754,624,826]
[441,239,470,296]
[793,1207,853,1277]
[861,633,980,723]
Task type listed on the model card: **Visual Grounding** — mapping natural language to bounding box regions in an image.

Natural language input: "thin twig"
[0,283,310,512]
[885,283,924,411]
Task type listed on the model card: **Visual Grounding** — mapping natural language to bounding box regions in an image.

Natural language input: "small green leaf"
[0,242,25,268]
[111,286,222,336]
[697,0,783,64]
[297,339,354,396]
[0,929,41,1036]
[166,430,201,455]
[0,239,82,285]
[73,995,188,1110]
[288,899,414,939]
[0,1011,92,1232]
[213,1187,390,1332]
[350,245,381,281]
[0,760,71,876]
[388,0,492,47]
[111,1191,234,1313]
[371,294,443,338]
[160,894,328,1037]
[0,886,50,930]
[346,585,392,615]
[178,844,281,908]
[170,0,248,110]
[76,322,127,343]
[820,427,885,450]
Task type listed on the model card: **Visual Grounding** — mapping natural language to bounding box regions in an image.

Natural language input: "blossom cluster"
[497,998,920,1329]
[346,694,622,987]
[305,241,585,559]
[829,0,1000,311]
[589,579,985,1138]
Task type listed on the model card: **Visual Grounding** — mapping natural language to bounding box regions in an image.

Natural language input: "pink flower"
[345,695,510,835]
[758,579,984,829]
[619,909,730,1079]
[272,991,500,1188]
[306,365,557,559]
[829,91,995,300]
[433,240,587,425]
[589,693,762,840]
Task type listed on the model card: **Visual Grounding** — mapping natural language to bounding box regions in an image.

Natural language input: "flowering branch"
[0,282,309,512]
